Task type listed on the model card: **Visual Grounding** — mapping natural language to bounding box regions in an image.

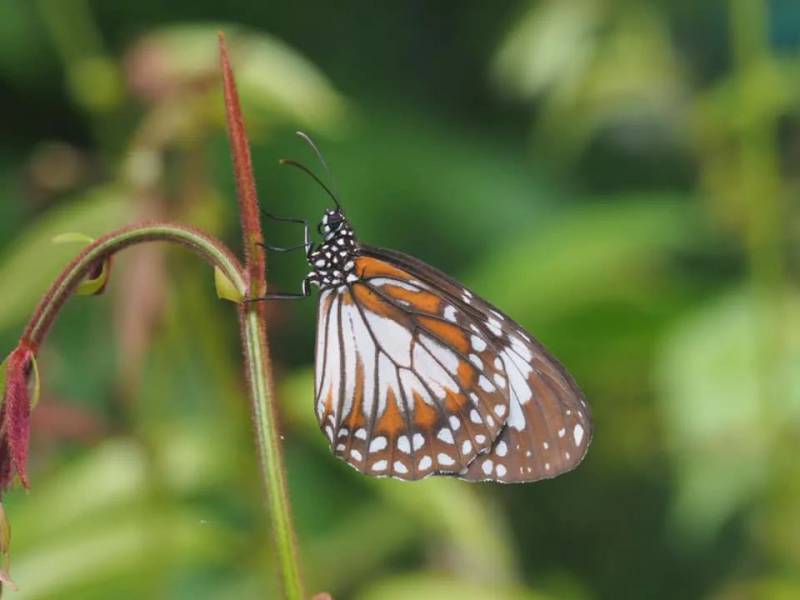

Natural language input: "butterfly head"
[320,208,351,241]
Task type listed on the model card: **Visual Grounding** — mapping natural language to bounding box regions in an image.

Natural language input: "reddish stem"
[219,34,267,304]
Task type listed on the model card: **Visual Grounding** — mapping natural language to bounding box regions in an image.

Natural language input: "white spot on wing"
[438,453,455,466]
[370,277,419,291]
[496,441,508,457]
[469,354,483,370]
[437,428,454,444]
[412,433,425,451]
[574,424,585,446]
[509,335,533,362]
[471,335,487,352]
[369,436,387,453]
[478,376,495,392]
[443,305,457,323]
[397,435,411,454]
[393,461,408,474]
[371,460,387,472]
[418,455,432,470]
[482,459,493,475]
[487,317,503,336]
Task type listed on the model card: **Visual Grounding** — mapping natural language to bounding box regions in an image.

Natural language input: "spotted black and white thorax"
[307,208,359,289]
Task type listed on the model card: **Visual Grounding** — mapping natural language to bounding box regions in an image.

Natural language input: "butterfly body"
[304,208,592,483]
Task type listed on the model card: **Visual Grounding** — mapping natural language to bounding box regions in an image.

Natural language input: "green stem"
[22,222,246,349]
[239,309,304,599]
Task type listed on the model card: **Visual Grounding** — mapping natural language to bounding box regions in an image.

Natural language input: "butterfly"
[261,135,592,483]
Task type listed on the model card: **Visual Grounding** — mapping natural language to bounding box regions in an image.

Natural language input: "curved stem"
[21,222,246,350]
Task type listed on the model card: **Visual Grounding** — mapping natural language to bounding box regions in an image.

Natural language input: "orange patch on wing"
[412,391,439,428]
[456,361,475,390]
[351,282,390,314]
[346,358,366,429]
[418,316,469,354]
[444,389,467,413]
[351,282,415,330]
[382,284,440,314]
[324,389,334,413]
[355,256,413,281]
[375,388,404,435]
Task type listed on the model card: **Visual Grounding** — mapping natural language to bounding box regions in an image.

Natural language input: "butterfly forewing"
[314,256,511,480]
[358,246,592,483]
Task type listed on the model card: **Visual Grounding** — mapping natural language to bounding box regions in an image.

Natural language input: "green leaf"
[51,232,95,245]
[74,258,110,296]
[51,232,111,296]
[214,266,243,303]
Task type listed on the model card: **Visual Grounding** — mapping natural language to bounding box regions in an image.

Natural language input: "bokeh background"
[1,1,799,598]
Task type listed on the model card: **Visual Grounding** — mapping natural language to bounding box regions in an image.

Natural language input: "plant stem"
[239,309,305,599]
[219,33,305,599]
[22,222,246,350]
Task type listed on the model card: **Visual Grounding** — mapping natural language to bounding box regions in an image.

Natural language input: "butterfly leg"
[259,242,309,253]
[260,210,312,257]
[244,276,312,302]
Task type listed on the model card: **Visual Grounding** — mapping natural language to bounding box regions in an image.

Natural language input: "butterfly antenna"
[295,131,344,207]
[278,158,341,210]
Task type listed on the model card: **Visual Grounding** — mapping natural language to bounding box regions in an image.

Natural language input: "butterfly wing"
[314,255,510,480]
[359,246,592,483]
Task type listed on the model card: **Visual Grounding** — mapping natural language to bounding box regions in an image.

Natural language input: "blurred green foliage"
[0,0,798,598]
